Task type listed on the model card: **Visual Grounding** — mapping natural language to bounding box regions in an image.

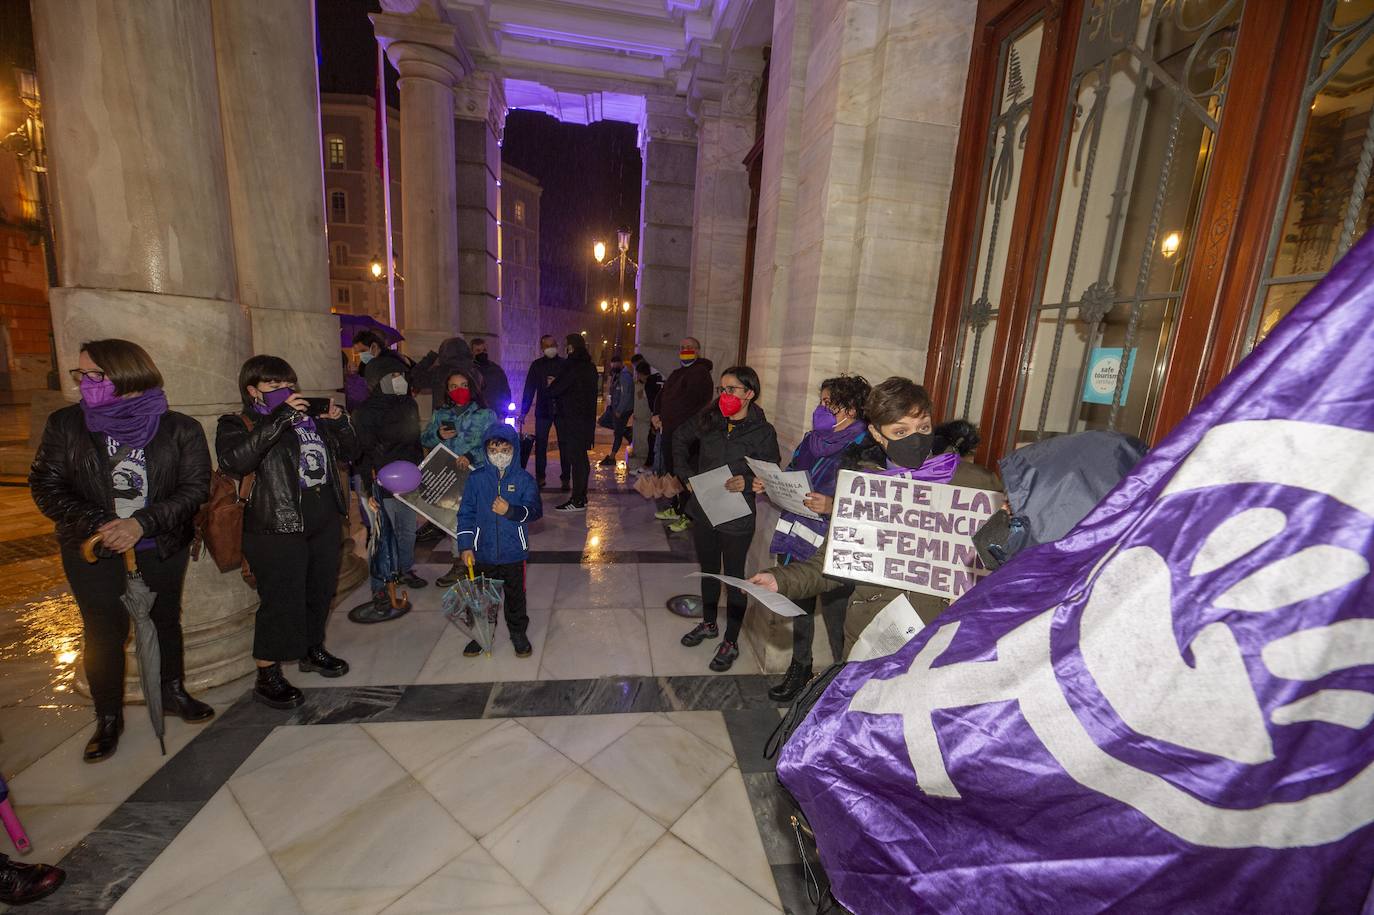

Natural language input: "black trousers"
[243,486,343,661]
[690,522,754,642]
[789,582,852,669]
[62,544,191,718]
[534,413,566,484]
[559,425,591,503]
[475,561,529,639]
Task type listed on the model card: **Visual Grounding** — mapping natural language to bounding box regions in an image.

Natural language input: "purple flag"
[779,236,1374,914]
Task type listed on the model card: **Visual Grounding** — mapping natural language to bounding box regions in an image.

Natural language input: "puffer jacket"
[31,404,211,558]
[673,401,781,535]
[455,423,543,565]
[215,406,358,534]
[768,456,1002,658]
[421,402,496,466]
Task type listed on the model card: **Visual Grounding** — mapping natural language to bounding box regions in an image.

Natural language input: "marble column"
[372,13,467,358]
[32,0,258,691]
[635,97,698,373]
[687,64,763,370]
[212,0,367,597]
[454,71,505,361]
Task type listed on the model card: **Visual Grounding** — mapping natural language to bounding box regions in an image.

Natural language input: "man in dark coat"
[545,333,599,512]
[354,330,411,392]
[470,336,513,417]
[651,336,715,522]
[519,334,567,489]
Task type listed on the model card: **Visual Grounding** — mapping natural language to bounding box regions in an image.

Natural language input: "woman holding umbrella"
[30,339,214,762]
[217,356,359,710]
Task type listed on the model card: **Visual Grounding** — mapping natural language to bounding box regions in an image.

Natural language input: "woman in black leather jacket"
[30,339,214,763]
[215,355,358,710]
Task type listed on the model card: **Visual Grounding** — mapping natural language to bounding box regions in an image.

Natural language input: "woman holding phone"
[216,356,358,709]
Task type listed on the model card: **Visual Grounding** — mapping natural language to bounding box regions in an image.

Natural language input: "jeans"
[534,413,565,484]
[370,496,417,592]
[609,411,632,458]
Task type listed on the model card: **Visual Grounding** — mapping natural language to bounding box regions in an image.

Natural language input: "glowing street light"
[622,300,632,313]
[369,257,384,279]
[593,240,607,264]
[600,299,610,312]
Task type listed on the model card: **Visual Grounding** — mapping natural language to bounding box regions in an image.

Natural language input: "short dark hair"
[540,334,556,346]
[865,377,933,428]
[81,339,163,396]
[634,360,652,377]
[720,365,761,400]
[565,333,587,353]
[238,355,297,410]
[445,368,486,407]
[820,374,871,417]
[352,330,385,350]
[630,354,645,366]
[469,336,486,347]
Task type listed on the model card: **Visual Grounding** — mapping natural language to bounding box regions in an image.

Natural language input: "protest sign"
[688,572,806,617]
[687,464,751,526]
[822,470,1005,600]
[745,457,819,519]
[395,447,470,538]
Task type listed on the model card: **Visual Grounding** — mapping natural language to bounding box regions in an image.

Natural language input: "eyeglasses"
[69,369,105,384]
[718,385,748,396]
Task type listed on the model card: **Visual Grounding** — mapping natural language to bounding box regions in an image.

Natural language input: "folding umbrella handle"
[79,534,138,572]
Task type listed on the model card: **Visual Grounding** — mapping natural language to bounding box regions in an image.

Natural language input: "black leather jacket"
[215,406,359,534]
[30,404,211,557]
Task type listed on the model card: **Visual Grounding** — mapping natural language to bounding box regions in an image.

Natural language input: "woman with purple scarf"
[750,377,1002,661]
[759,375,870,702]
[216,356,358,710]
[31,339,213,762]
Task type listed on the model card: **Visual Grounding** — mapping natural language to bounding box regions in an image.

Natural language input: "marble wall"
[636,97,699,373]
[455,72,505,360]
[740,0,977,671]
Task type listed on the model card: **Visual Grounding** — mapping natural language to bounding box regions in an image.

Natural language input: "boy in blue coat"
[453,423,543,657]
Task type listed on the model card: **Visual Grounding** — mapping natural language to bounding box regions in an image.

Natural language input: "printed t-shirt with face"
[296,424,330,488]
[107,437,147,517]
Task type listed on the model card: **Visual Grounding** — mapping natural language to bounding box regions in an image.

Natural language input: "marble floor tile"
[8,710,217,805]
[380,843,547,915]
[412,719,576,837]
[310,608,449,688]
[0,704,90,778]
[644,605,764,677]
[662,710,734,755]
[584,717,733,826]
[587,833,780,915]
[636,563,705,610]
[2,800,116,866]
[538,607,653,681]
[362,718,505,775]
[516,713,647,765]
[414,608,551,684]
[228,724,410,851]
[482,769,664,915]
[525,564,561,611]
[109,787,282,914]
[551,564,643,609]
[671,767,781,906]
[269,775,473,915]
[484,678,667,718]
[156,854,303,915]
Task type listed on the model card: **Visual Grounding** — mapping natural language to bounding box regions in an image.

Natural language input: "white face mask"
[381,374,408,396]
[543,347,558,358]
[488,450,513,471]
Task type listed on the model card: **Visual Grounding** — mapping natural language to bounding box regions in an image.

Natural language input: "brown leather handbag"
[192,416,255,574]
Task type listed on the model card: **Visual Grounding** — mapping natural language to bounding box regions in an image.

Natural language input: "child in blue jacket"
[449,422,543,657]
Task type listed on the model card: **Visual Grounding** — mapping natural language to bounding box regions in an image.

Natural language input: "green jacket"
[768,460,1003,658]
[422,403,496,466]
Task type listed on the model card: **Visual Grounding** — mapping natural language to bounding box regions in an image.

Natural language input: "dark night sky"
[316,0,642,316]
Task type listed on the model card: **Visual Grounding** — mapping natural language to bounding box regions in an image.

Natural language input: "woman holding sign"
[759,375,870,701]
[675,366,781,671]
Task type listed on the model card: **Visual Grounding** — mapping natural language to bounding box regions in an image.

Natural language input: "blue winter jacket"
[455,423,543,565]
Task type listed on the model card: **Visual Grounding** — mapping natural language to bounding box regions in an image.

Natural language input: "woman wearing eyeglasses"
[30,339,214,762]
[674,366,780,671]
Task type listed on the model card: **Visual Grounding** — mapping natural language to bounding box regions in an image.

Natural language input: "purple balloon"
[377,460,422,494]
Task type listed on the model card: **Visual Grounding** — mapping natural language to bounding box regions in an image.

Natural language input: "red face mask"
[448,387,471,406]
[718,393,743,417]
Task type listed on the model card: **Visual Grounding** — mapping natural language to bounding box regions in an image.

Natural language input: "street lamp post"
[592,229,637,357]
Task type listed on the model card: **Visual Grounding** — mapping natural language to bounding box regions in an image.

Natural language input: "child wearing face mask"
[748,377,1002,660]
[422,370,496,469]
[452,424,543,657]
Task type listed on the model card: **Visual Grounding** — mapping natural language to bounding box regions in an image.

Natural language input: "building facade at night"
[498,162,542,371]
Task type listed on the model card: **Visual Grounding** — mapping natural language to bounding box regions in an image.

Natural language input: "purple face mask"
[812,403,837,432]
[261,387,294,410]
[80,376,117,407]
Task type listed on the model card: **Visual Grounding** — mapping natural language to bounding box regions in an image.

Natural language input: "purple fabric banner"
[778,236,1374,914]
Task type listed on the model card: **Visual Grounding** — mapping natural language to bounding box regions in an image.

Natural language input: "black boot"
[161,679,215,723]
[0,854,65,906]
[768,661,813,703]
[299,645,350,678]
[82,714,123,763]
[253,663,304,709]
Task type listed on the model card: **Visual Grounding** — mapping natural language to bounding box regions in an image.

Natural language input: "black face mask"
[474,353,489,365]
[882,430,935,469]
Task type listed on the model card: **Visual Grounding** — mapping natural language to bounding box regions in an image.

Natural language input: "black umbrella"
[81,535,166,754]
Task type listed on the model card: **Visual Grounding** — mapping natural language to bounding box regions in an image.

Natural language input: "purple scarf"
[81,388,168,449]
[877,449,960,483]
[793,422,865,469]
